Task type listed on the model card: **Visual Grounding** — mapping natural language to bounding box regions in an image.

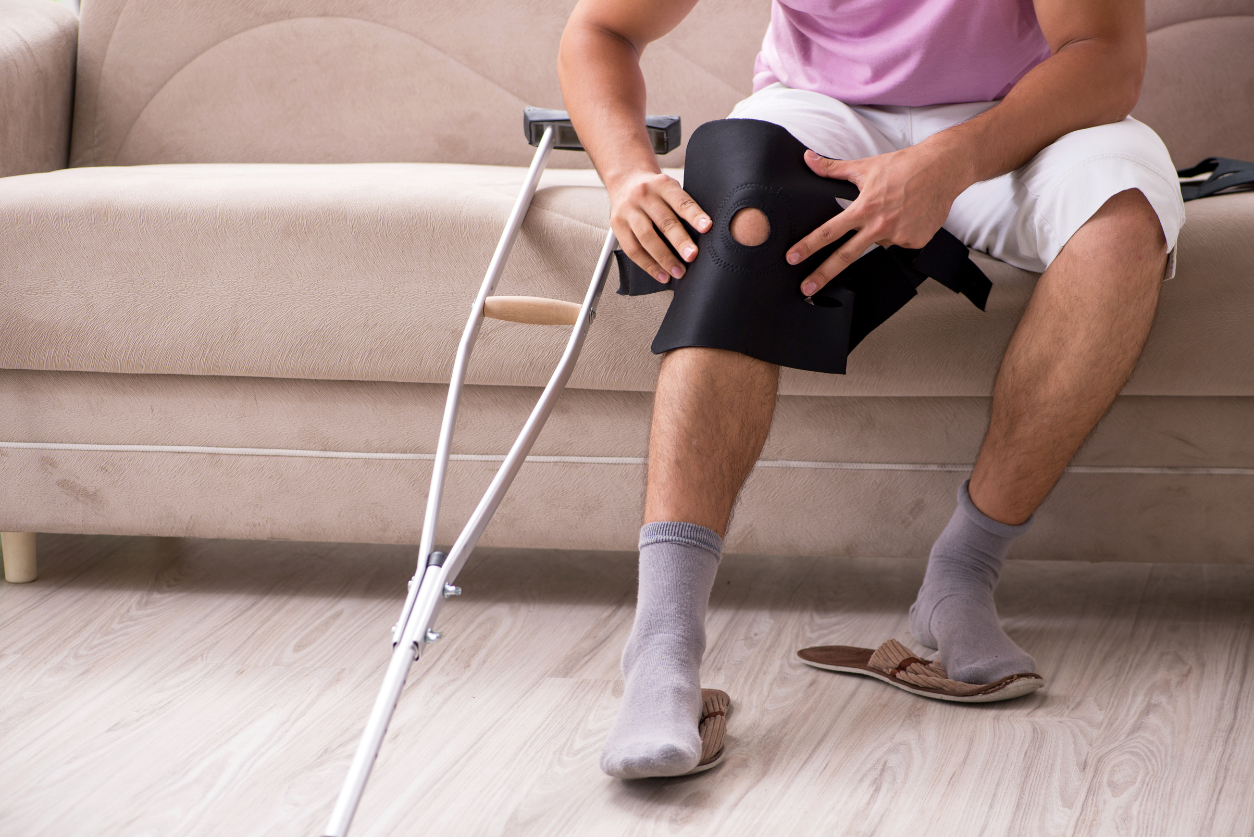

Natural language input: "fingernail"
[683,246,697,261]
[697,216,711,231]
[656,272,670,284]
[787,251,801,265]
[670,265,684,278]
[802,282,816,295]
[805,150,818,159]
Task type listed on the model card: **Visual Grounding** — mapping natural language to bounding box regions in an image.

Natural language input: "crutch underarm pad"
[615,119,991,374]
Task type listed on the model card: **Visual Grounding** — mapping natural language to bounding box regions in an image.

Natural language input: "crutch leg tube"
[321,108,679,837]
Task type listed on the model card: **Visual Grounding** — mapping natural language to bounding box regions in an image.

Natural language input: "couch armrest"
[0,0,77,177]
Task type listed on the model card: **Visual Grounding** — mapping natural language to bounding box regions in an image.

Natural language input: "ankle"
[623,627,704,672]
[911,481,1037,681]
[959,480,1035,536]
[623,521,721,674]
[639,521,724,556]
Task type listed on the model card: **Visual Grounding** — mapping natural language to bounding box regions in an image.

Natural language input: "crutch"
[322,107,681,837]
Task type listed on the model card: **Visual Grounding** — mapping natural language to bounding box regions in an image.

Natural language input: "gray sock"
[909,480,1037,685]
[600,521,721,779]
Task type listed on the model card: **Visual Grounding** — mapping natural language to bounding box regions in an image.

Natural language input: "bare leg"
[644,346,780,536]
[601,340,779,777]
[970,188,1167,523]
[912,189,1167,683]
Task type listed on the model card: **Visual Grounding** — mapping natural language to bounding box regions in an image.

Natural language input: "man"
[558,0,1184,779]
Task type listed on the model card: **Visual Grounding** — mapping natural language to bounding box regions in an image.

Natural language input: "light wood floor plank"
[1063,564,1254,837]
[2,534,1252,836]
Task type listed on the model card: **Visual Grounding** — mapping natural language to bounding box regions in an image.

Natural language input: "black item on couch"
[1178,157,1254,201]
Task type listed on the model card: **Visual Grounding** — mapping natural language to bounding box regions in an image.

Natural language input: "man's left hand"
[787,144,968,296]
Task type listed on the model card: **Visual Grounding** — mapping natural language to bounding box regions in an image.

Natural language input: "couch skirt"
[3,370,1252,562]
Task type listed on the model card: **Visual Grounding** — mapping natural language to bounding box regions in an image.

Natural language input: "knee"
[1072,189,1169,285]
[1097,189,1167,253]
[729,207,770,246]
[661,347,779,388]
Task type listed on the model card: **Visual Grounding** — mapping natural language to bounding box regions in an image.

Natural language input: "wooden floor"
[2,535,1253,836]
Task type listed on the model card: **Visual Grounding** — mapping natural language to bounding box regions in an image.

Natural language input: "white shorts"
[728,84,1185,278]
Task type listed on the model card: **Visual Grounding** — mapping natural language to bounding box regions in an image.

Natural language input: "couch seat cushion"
[1,163,1251,396]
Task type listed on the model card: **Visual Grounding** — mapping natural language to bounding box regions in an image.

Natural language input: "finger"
[800,226,881,295]
[804,149,861,182]
[630,211,688,280]
[786,208,860,266]
[646,197,700,266]
[658,179,712,243]
[612,217,671,284]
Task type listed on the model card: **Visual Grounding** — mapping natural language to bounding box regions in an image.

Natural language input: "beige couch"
[2,0,1253,582]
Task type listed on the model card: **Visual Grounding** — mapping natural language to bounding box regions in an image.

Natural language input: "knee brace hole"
[729,207,770,247]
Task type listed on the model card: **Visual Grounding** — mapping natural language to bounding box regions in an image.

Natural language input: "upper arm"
[566,0,701,53]
[1033,0,1147,63]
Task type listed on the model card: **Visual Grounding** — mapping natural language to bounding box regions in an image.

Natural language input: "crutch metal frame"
[322,108,679,837]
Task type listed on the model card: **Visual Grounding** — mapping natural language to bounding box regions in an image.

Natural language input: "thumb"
[804,149,858,181]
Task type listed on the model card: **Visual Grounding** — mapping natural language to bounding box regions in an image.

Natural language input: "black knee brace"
[616,119,991,374]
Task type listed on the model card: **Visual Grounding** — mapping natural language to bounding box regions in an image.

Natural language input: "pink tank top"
[753,0,1052,107]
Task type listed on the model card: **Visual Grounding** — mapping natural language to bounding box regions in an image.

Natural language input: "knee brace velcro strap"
[616,119,991,374]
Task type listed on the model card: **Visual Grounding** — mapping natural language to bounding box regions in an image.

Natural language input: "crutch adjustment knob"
[443,584,463,598]
[425,629,443,642]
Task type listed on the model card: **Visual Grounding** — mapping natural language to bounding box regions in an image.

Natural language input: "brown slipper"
[797,639,1044,703]
[681,688,731,774]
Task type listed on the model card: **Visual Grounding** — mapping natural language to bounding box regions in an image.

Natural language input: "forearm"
[558,19,661,194]
[925,38,1145,194]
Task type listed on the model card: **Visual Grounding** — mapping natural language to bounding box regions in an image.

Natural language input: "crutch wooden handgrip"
[484,295,582,326]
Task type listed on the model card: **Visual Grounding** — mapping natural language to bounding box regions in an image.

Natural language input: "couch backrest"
[69,0,1252,170]
[67,0,768,169]
[1134,0,1254,166]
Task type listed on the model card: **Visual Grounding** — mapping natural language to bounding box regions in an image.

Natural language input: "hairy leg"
[913,189,1167,683]
[644,345,780,535]
[602,346,778,777]
[970,188,1167,524]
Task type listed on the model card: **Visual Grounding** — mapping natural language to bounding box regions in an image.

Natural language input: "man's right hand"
[559,0,705,281]
[607,170,712,283]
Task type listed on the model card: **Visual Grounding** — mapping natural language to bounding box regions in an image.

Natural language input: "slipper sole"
[798,645,1044,704]
[682,748,725,774]
[679,689,731,776]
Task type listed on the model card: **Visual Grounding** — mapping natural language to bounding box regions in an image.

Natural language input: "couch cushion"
[1,163,1252,397]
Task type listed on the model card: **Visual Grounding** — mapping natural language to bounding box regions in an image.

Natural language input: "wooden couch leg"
[2,533,37,583]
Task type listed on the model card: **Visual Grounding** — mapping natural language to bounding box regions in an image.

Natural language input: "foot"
[910,592,1036,684]
[909,482,1037,685]
[600,522,720,778]
[600,634,703,779]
